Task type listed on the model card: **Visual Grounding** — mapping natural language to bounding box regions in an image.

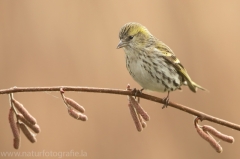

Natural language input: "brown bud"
[126,84,131,90]
[202,125,234,144]
[8,108,20,140]
[13,138,20,149]
[128,96,150,121]
[128,102,142,132]
[19,123,37,143]
[65,97,85,113]
[137,113,147,128]
[12,99,37,125]
[68,108,88,121]
[17,114,41,133]
[141,121,147,128]
[196,125,222,153]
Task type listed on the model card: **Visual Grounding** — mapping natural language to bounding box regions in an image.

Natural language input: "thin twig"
[0,86,239,131]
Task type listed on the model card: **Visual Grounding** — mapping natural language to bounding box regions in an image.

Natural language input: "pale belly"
[125,53,182,92]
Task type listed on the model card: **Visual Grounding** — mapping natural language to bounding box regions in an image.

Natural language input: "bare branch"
[0,86,239,131]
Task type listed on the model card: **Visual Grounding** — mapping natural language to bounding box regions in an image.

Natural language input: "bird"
[116,22,206,108]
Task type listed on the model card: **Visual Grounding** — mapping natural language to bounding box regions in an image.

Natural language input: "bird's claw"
[131,88,144,99]
[132,88,141,99]
[162,97,169,109]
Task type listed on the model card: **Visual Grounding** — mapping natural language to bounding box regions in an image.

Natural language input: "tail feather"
[188,81,208,93]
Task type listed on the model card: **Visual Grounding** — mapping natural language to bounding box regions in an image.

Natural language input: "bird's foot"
[162,91,170,109]
[132,88,144,103]
[162,97,169,109]
[132,88,144,99]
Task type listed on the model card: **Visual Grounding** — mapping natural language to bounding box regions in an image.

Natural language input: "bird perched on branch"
[117,22,206,108]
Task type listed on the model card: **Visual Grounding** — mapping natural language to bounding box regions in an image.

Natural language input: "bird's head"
[117,22,153,50]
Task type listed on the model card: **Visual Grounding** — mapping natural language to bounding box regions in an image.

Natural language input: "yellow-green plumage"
[117,22,206,93]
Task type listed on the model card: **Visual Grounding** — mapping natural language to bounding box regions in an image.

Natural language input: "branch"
[1,86,240,131]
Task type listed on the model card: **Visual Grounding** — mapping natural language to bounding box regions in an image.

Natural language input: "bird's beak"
[116,40,126,49]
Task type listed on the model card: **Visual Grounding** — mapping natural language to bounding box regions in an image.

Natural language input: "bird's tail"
[177,65,208,93]
[187,80,208,93]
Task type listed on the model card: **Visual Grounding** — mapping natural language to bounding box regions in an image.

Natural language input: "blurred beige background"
[0,0,240,159]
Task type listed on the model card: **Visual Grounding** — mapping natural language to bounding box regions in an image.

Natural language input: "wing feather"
[154,41,206,92]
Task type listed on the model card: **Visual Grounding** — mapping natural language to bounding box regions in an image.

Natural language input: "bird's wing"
[155,41,206,92]
[155,41,189,78]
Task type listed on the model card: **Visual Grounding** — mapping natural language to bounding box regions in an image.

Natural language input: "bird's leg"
[162,91,170,109]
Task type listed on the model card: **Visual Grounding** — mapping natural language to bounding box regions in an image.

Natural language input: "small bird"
[117,22,206,108]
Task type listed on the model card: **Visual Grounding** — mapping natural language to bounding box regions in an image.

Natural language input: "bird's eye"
[128,36,134,40]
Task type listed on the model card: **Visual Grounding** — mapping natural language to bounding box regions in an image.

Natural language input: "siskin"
[117,22,206,108]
